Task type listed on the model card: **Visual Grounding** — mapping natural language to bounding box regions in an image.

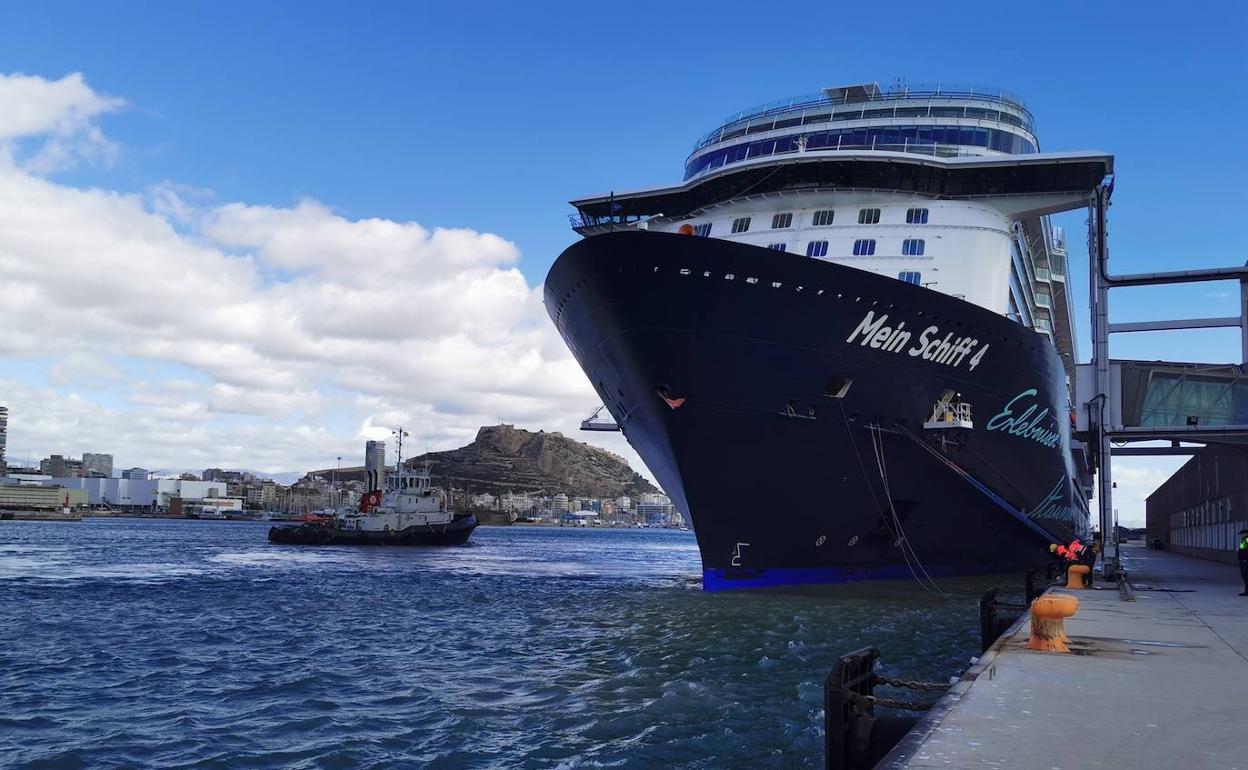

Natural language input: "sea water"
[0,518,1012,769]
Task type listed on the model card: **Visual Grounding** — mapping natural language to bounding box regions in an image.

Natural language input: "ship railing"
[698,83,1033,150]
[924,399,974,429]
[686,141,997,182]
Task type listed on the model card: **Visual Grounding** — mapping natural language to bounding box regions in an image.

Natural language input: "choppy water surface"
[0,519,1011,769]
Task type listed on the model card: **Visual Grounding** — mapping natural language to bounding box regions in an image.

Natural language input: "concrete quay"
[881,543,1248,770]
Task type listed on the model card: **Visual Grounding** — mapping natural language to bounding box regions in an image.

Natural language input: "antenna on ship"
[393,427,409,482]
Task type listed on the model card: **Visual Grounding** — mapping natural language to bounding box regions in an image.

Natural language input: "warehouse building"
[1145,446,1248,565]
[0,484,89,510]
[35,477,231,510]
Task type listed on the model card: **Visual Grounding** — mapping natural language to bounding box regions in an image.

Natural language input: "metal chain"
[848,692,936,711]
[874,675,951,691]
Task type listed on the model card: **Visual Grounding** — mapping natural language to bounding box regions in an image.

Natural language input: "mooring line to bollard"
[873,674,952,692]
[847,692,938,711]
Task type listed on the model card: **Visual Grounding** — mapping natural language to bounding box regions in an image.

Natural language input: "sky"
[0,2,1243,525]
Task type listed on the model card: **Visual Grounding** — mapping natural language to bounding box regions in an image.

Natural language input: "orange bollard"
[1066,564,1090,590]
[1025,594,1080,653]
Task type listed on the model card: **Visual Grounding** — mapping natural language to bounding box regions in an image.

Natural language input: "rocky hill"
[405,424,656,499]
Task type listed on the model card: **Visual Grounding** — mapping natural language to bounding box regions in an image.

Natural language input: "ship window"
[902,239,926,256]
[905,208,929,224]
[898,271,922,285]
[693,223,712,237]
[767,243,787,252]
[771,212,792,229]
[811,210,835,227]
[852,239,876,256]
[806,240,829,257]
[857,208,881,225]
[731,217,751,234]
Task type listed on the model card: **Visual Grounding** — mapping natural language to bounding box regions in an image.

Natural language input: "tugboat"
[267,428,478,547]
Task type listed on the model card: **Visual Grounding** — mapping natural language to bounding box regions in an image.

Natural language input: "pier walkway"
[882,543,1248,769]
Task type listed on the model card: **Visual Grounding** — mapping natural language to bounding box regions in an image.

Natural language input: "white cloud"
[0,72,125,172]
[0,71,643,480]
[47,352,125,387]
[1089,455,1189,529]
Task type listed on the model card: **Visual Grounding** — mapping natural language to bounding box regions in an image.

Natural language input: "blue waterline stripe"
[702,562,1037,592]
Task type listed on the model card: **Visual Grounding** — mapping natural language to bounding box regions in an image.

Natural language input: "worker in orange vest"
[1050,539,1088,585]
[1049,541,1082,561]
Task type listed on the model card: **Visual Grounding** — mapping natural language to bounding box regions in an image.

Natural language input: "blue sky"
[3,2,1243,336]
[0,2,1243,522]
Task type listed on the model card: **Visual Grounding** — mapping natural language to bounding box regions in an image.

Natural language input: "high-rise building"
[0,406,7,473]
[41,455,84,478]
[365,440,386,489]
[83,453,114,478]
[122,467,149,481]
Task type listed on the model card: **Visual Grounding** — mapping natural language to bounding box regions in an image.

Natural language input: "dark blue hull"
[267,514,479,546]
[546,231,1090,590]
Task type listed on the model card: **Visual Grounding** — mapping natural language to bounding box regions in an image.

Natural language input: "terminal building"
[1146,446,1248,565]
[12,476,234,511]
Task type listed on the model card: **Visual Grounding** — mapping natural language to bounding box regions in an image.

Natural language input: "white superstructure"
[572,83,1082,376]
[335,430,454,533]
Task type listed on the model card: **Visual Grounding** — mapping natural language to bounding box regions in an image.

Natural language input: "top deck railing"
[695,83,1034,151]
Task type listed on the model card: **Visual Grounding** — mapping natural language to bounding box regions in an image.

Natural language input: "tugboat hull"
[267,514,479,547]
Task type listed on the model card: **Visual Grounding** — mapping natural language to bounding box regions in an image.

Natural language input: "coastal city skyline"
[0,404,681,524]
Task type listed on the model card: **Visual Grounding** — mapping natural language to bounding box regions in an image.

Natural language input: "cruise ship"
[545,83,1107,590]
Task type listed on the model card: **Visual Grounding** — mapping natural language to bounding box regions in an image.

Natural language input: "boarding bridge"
[1079,182,1248,578]
[1076,361,1248,443]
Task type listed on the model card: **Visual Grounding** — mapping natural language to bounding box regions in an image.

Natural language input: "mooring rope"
[867,422,950,598]
[835,400,947,598]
